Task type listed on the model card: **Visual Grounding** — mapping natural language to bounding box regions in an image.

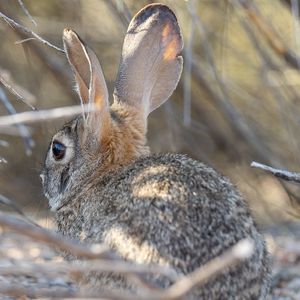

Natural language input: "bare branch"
[0,236,253,300]
[0,212,111,260]
[0,3,74,100]
[0,260,177,283]
[0,66,36,109]
[0,87,34,155]
[0,194,40,227]
[17,0,37,26]
[0,10,64,52]
[0,105,88,127]
[251,161,300,183]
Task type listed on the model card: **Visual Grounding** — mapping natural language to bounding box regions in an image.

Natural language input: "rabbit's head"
[41,4,183,211]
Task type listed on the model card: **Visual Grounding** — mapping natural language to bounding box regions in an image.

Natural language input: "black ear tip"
[133,3,178,26]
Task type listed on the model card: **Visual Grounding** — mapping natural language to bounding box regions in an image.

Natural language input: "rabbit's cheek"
[59,165,71,194]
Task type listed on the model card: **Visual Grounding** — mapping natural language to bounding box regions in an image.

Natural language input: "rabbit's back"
[66,153,270,299]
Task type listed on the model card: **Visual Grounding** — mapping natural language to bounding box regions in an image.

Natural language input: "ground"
[0,220,299,299]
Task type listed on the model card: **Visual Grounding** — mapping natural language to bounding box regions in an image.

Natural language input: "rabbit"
[41,3,271,299]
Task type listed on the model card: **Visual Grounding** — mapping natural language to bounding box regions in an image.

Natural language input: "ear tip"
[132,3,179,27]
[63,28,78,42]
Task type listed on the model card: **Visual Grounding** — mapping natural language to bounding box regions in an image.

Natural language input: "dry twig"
[0,260,177,283]
[0,212,110,260]
[251,161,300,183]
[0,87,34,155]
[0,67,36,109]
[0,10,63,52]
[17,0,37,26]
[0,105,88,127]
[0,237,253,300]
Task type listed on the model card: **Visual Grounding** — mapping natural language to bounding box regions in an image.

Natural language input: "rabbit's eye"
[52,140,66,160]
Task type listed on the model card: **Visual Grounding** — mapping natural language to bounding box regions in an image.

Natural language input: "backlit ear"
[113,4,183,118]
[63,29,110,140]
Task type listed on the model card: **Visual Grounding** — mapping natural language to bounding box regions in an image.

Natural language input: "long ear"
[63,29,110,139]
[113,4,183,118]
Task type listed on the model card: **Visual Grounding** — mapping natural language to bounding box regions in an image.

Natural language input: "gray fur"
[41,3,271,299]
[42,120,271,298]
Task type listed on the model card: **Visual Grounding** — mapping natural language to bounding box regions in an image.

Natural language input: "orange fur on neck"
[99,101,150,174]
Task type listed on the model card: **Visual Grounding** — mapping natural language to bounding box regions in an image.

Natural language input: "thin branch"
[0,194,40,227]
[0,87,34,155]
[0,212,111,260]
[17,0,37,26]
[0,194,28,219]
[251,161,300,183]
[0,260,177,283]
[0,2,74,100]
[0,105,89,127]
[0,10,64,52]
[0,67,36,109]
[0,238,253,300]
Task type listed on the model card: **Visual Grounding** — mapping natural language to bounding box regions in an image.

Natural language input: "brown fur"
[41,4,271,299]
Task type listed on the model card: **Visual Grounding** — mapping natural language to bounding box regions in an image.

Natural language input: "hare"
[41,3,270,299]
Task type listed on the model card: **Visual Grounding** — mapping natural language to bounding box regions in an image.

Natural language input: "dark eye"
[52,140,66,160]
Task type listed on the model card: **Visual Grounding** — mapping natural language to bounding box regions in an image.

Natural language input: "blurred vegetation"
[0,0,300,224]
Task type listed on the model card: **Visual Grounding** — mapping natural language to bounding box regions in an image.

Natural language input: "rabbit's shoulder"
[101,153,244,208]
[83,153,262,276]
[85,153,253,239]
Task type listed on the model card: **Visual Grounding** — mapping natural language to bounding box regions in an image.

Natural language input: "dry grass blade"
[0,10,63,52]
[17,0,37,26]
[251,161,300,183]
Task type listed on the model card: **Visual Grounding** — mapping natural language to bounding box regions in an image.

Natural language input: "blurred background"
[0,0,300,225]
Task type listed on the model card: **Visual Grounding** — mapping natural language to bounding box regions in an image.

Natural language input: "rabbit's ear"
[113,4,183,118]
[63,29,110,139]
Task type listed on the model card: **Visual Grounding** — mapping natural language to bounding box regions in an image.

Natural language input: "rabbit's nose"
[39,173,45,184]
